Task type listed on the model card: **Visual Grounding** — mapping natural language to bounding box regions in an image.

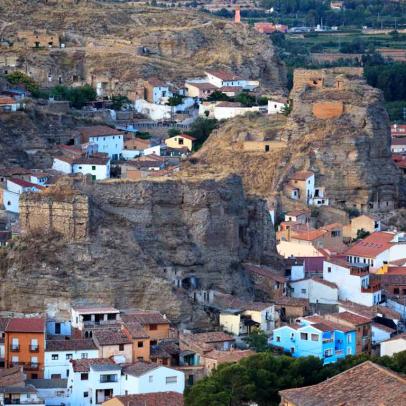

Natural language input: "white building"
[380,334,406,357]
[0,385,45,405]
[345,231,406,270]
[3,178,44,213]
[290,277,338,305]
[204,70,259,91]
[199,101,266,120]
[323,258,382,306]
[44,339,98,379]
[371,323,395,345]
[77,126,124,160]
[268,99,286,114]
[52,155,110,180]
[26,379,69,406]
[67,358,185,406]
[71,305,120,335]
[134,98,196,121]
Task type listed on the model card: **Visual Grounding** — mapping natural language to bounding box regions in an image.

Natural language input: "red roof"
[335,311,371,325]
[177,134,196,141]
[112,392,183,406]
[290,171,314,181]
[8,178,45,190]
[291,229,326,241]
[5,318,45,333]
[345,232,395,258]
[0,96,16,105]
[391,138,406,146]
[77,126,122,143]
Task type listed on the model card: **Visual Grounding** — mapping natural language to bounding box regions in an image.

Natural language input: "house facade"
[165,134,195,152]
[3,178,44,213]
[5,318,46,379]
[290,277,338,305]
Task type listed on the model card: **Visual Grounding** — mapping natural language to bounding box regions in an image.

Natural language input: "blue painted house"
[46,319,72,337]
[271,317,356,365]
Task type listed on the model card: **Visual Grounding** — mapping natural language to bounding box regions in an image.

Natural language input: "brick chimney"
[234,6,241,23]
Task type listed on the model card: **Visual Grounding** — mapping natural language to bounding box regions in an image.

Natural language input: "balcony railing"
[350,266,369,276]
[29,345,39,352]
[361,283,381,293]
[10,345,20,352]
[100,376,118,383]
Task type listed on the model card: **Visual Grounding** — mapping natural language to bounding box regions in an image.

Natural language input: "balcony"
[335,349,343,355]
[99,376,118,383]
[29,345,39,353]
[350,265,369,276]
[10,345,20,352]
[361,283,381,293]
[25,363,39,370]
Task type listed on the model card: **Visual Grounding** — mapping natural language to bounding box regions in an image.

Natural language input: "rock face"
[0,1,286,95]
[0,176,276,324]
[184,68,402,212]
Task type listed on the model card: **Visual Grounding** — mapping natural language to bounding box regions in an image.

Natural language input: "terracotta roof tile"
[190,331,235,344]
[291,229,326,241]
[71,358,115,373]
[123,321,149,339]
[5,318,45,333]
[122,361,159,377]
[111,392,183,406]
[46,339,97,352]
[244,264,287,282]
[77,126,122,143]
[338,300,401,320]
[187,82,217,90]
[8,178,45,190]
[311,277,338,289]
[122,311,169,326]
[335,311,371,325]
[345,232,395,258]
[93,329,131,346]
[290,171,314,181]
[279,361,406,406]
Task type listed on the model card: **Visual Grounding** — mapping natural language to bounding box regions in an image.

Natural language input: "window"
[394,288,400,294]
[80,373,88,380]
[301,288,307,294]
[84,391,89,398]
[150,324,158,331]
[149,375,153,383]
[66,354,73,360]
[66,369,69,377]
[56,391,64,397]
[311,334,318,341]
[81,353,88,359]
[11,338,19,351]
[52,354,59,360]
[119,344,124,351]
[347,335,352,343]
[276,336,281,342]
[51,374,61,379]
[331,230,340,237]
[11,355,19,365]
[300,333,308,340]
[290,347,295,353]
[166,376,177,384]
[138,341,144,348]
[327,267,332,273]
[92,165,96,170]
[347,347,352,355]
[324,349,332,357]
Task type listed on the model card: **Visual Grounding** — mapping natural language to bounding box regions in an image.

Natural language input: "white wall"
[277,240,322,258]
[380,338,406,357]
[291,264,305,281]
[213,106,262,120]
[89,135,123,159]
[52,158,72,174]
[44,349,99,379]
[290,279,338,304]
[372,325,392,345]
[3,189,20,213]
[34,386,69,406]
[268,100,285,114]
[72,163,110,180]
[122,366,185,395]
[122,150,142,160]
[6,180,24,194]
[144,145,162,156]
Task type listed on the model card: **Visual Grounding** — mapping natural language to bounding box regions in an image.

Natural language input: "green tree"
[6,71,39,95]
[188,117,219,150]
[207,91,230,102]
[245,329,269,352]
[354,228,370,241]
[166,94,183,106]
[168,128,181,137]
[111,95,130,110]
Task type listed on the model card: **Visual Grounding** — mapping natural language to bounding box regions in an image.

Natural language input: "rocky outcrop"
[0,176,276,324]
[184,68,402,212]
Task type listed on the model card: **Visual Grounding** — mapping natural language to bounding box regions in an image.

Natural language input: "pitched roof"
[5,318,45,333]
[170,133,196,141]
[93,329,132,346]
[189,331,235,344]
[146,77,167,87]
[8,177,45,189]
[122,361,160,377]
[279,361,406,406]
[273,297,309,307]
[297,257,324,274]
[205,70,242,81]
[203,349,255,363]
[77,126,122,142]
[302,316,355,333]
[0,96,16,105]
[216,101,243,108]
[26,379,68,389]
[334,311,371,325]
[122,311,169,326]
[123,321,149,339]
[290,170,314,181]
[111,392,183,406]
[71,358,115,373]
[285,209,310,217]
[311,277,338,289]
[382,332,406,343]
[345,232,395,258]
[244,264,287,282]
[372,322,396,334]
[124,138,150,150]
[45,339,97,352]
[291,229,326,241]
[0,317,10,331]
[218,86,242,92]
[338,300,401,320]
[72,155,110,165]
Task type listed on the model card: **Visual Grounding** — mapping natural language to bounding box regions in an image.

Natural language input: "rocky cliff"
[0,175,276,324]
[0,1,286,95]
[185,68,402,212]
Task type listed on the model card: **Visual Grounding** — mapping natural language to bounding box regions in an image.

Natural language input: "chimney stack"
[234,6,241,24]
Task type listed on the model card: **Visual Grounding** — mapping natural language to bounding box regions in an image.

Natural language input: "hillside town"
[0,0,406,405]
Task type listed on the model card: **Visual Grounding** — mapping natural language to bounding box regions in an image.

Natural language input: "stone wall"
[242,140,287,152]
[312,101,344,119]
[19,188,89,241]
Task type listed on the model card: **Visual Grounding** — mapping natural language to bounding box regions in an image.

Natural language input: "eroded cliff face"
[184,68,402,211]
[0,176,276,324]
[0,1,286,95]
